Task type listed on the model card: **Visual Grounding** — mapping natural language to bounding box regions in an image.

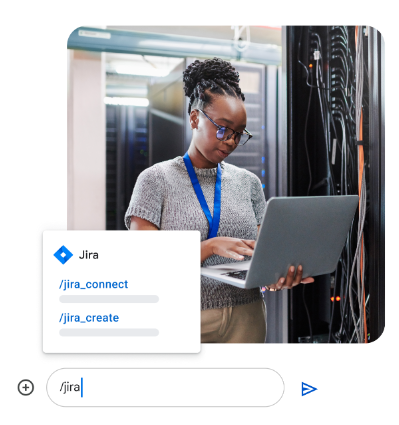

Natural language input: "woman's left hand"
[266,265,314,291]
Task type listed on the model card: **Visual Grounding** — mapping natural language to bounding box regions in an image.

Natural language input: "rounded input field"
[47,368,284,407]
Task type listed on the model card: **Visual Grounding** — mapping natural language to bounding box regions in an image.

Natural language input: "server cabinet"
[284,26,384,343]
[106,105,148,230]
[148,61,186,166]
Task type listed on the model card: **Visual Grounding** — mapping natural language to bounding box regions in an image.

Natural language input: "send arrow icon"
[302,382,317,396]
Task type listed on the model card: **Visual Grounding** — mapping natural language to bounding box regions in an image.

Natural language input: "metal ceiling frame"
[67,27,282,66]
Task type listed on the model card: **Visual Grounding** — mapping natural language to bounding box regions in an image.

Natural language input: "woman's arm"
[129,217,256,263]
[130,216,159,231]
[201,237,256,263]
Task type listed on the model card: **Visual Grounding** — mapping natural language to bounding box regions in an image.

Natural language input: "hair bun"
[182,57,244,113]
[183,58,239,96]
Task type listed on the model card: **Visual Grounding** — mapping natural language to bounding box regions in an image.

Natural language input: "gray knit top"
[125,156,267,310]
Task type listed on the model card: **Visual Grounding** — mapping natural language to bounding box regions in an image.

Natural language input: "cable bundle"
[298,26,369,343]
[348,26,368,343]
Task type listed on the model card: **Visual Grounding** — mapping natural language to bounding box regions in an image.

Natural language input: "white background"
[0,2,395,424]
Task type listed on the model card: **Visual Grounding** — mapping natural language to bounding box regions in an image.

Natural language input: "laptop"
[201,195,359,289]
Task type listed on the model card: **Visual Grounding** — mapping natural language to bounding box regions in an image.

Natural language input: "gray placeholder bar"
[59,295,159,303]
[60,329,159,337]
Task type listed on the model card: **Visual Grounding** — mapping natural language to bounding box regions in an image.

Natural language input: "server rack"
[106,104,148,230]
[284,26,385,343]
[148,61,186,166]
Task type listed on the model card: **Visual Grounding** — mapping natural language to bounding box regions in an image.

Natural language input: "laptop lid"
[245,195,359,288]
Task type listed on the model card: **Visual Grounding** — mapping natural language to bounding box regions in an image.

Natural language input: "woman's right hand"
[201,237,255,262]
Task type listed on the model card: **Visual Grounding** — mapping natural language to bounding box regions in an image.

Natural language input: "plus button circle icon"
[18,380,34,396]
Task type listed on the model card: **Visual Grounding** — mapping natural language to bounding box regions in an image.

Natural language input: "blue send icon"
[54,246,73,264]
[302,382,317,396]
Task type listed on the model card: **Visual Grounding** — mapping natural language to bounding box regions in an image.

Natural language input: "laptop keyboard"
[221,270,248,280]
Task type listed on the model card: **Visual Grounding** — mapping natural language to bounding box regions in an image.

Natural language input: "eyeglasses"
[196,109,253,146]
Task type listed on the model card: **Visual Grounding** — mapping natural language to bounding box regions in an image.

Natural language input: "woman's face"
[190,94,247,166]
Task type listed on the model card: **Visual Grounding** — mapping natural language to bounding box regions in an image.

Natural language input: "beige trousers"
[201,299,267,343]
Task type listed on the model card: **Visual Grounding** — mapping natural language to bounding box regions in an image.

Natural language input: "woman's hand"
[201,237,255,262]
[266,265,315,291]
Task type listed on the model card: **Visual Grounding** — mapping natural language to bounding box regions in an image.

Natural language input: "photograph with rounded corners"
[67,25,385,344]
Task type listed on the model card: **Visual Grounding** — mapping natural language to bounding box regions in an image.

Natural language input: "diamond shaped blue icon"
[54,245,73,264]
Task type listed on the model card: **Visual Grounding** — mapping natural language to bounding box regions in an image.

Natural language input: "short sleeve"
[251,174,267,225]
[124,165,164,229]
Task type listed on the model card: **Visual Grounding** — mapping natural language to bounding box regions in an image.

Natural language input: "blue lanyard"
[183,152,222,239]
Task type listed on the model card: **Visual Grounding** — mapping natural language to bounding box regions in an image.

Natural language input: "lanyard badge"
[183,152,222,239]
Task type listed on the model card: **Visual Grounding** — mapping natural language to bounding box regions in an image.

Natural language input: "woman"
[125,57,314,343]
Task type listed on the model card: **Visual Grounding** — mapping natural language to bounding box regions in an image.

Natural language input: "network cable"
[299,26,369,344]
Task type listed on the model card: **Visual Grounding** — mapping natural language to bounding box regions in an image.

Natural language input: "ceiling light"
[114,65,170,77]
[104,97,149,107]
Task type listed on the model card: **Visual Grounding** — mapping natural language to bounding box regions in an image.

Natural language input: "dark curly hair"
[183,57,245,114]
